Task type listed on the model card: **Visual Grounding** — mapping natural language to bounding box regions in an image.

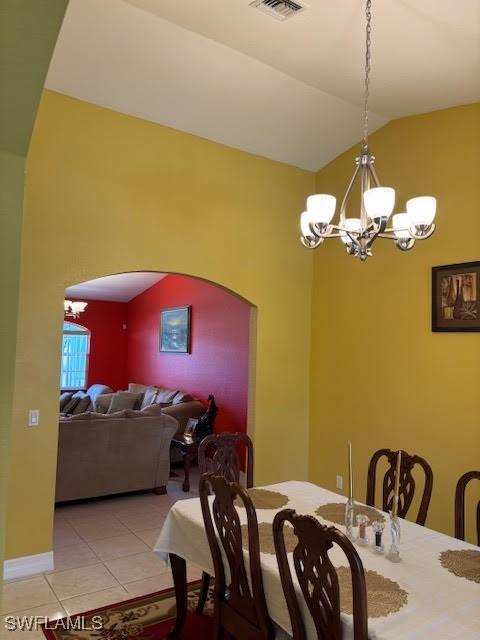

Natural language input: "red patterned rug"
[41,582,213,639]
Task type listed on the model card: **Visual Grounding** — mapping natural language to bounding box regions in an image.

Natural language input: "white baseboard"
[3,551,54,581]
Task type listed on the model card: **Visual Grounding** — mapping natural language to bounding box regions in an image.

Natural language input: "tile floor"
[1,470,201,638]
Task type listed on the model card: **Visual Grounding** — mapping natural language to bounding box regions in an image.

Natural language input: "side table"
[170,437,200,492]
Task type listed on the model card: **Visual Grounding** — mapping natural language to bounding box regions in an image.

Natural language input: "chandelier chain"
[363,0,372,147]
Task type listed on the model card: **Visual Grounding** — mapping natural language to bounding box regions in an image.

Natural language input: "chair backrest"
[198,432,254,488]
[199,473,273,640]
[366,448,433,525]
[455,470,480,546]
[273,509,368,640]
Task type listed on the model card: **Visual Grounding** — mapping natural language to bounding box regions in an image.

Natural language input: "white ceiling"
[65,272,166,302]
[46,0,480,171]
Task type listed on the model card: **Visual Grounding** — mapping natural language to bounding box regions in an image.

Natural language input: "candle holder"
[345,498,356,541]
[386,509,401,563]
[356,514,369,546]
[372,521,385,554]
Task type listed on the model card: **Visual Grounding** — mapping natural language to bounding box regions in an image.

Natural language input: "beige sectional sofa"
[56,406,178,502]
[56,382,205,501]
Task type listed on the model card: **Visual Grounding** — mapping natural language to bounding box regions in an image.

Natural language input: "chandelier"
[299,0,436,261]
[64,300,88,319]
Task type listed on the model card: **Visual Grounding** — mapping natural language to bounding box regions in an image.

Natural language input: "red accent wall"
[126,275,250,433]
[69,299,128,391]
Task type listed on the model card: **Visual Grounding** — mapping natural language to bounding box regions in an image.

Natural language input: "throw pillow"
[60,392,73,412]
[62,395,81,415]
[95,393,113,414]
[172,391,194,405]
[72,395,91,415]
[140,386,159,409]
[155,388,178,404]
[107,391,142,413]
[128,383,149,394]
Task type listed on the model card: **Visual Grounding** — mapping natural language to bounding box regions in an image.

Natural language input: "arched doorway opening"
[57,270,256,501]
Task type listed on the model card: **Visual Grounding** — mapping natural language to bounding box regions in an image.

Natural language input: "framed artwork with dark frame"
[160,306,191,353]
[432,262,480,332]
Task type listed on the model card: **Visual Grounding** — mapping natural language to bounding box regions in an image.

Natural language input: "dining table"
[154,480,480,639]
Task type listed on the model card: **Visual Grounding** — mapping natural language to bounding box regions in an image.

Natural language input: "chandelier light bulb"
[406,196,436,226]
[306,194,336,224]
[340,218,362,245]
[300,211,314,238]
[392,213,412,239]
[363,187,395,220]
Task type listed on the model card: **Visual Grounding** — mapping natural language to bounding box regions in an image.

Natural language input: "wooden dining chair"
[273,509,368,640]
[366,448,433,525]
[196,431,254,614]
[198,431,254,488]
[454,470,480,546]
[199,473,274,640]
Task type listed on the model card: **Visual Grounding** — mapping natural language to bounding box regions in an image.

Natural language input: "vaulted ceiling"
[46,0,480,170]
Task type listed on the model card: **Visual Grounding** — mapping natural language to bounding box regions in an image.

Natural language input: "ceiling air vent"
[249,0,306,21]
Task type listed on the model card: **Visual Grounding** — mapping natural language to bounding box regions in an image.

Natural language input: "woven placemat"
[235,488,289,510]
[239,525,407,619]
[315,502,385,525]
[439,549,480,584]
[241,522,297,555]
[337,566,408,618]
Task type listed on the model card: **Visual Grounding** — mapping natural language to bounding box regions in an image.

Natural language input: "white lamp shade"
[392,213,412,239]
[340,218,361,244]
[306,194,336,224]
[70,301,88,314]
[363,187,395,219]
[406,196,436,226]
[300,211,313,237]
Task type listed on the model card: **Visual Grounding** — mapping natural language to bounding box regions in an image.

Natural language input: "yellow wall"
[310,104,480,542]
[6,90,314,559]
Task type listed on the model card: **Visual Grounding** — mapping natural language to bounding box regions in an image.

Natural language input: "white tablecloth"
[154,481,480,639]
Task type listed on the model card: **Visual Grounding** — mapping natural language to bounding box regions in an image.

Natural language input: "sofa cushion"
[154,388,178,404]
[60,392,73,412]
[72,394,91,415]
[128,383,149,394]
[108,391,142,413]
[140,386,159,409]
[172,391,194,405]
[62,395,81,415]
[86,384,113,406]
[94,393,113,414]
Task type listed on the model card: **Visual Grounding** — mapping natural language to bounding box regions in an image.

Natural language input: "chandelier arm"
[339,163,361,222]
[368,162,381,187]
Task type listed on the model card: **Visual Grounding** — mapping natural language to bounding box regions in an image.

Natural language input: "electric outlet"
[336,474,343,490]
[28,409,40,427]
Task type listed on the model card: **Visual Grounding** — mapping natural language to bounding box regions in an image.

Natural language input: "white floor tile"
[50,542,99,573]
[1,577,58,615]
[104,551,169,585]
[70,516,130,542]
[45,564,118,601]
[61,586,129,616]
[88,534,149,561]
[123,573,173,598]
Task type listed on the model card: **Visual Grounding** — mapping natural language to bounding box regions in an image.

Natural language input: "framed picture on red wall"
[160,306,191,352]
[432,262,480,332]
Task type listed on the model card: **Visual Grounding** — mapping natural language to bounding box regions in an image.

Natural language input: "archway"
[57,270,257,497]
